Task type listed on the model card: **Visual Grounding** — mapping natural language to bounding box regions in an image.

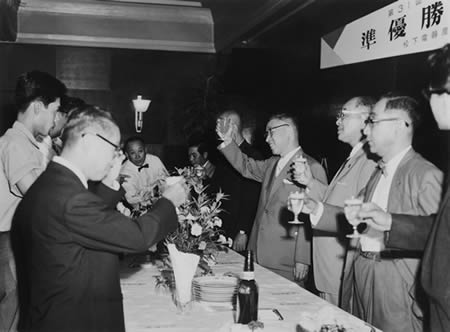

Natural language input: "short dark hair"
[59,96,86,115]
[380,92,421,130]
[124,136,145,153]
[61,104,117,148]
[269,113,299,133]
[427,43,450,88]
[15,70,67,113]
[354,96,376,110]
[189,141,208,155]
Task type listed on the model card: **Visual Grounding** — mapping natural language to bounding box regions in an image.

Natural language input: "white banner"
[321,0,449,69]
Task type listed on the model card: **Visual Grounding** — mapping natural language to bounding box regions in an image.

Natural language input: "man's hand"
[216,117,233,145]
[358,202,392,231]
[162,179,189,207]
[232,232,248,252]
[294,262,309,281]
[103,152,126,188]
[300,195,318,215]
[291,161,313,187]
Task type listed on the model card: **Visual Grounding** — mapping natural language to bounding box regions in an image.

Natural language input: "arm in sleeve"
[3,142,43,196]
[64,193,178,253]
[312,203,346,233]
[88,181,125,209]
[387,214,435,251]
[220,141,270,183]
[307,162,328,201]
[417,167,444,215]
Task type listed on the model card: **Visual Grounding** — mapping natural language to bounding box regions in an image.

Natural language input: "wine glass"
[344,196,363,238]
[285,155,307,185]
[288,190,305,224]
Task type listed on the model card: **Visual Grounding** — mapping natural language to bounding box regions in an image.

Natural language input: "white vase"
[167,244,200,310]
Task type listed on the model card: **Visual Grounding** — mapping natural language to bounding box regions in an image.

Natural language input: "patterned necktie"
[138,164,149,172]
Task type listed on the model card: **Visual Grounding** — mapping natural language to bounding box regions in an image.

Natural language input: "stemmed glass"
[288,190,305,224]
[344,196,363,238]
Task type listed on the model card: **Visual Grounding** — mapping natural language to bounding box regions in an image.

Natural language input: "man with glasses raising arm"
[11,105,188,332]
[216,113,327,286]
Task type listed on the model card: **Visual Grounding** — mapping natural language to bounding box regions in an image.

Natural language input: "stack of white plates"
[192,276,239,303]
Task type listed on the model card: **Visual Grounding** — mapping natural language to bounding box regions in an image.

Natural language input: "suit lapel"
[266,150,302,203]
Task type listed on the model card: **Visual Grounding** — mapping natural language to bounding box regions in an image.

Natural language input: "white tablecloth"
[120,250,380,332]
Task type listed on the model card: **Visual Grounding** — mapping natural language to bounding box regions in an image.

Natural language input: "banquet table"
[120,250,380,332]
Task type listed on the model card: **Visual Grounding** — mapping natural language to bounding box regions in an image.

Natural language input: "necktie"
[138,164,149,172]
[363,161,385,202]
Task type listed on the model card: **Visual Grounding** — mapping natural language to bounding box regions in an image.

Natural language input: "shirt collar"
[53,156,88,189]
[348,141,364,159]
[13,121,40,149]
[280,146,301,162]
[383,145,412,176]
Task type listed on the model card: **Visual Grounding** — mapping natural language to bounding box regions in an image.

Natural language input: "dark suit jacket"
[11,162,178,332]
[388,180,450,332]
[212,141,263,238]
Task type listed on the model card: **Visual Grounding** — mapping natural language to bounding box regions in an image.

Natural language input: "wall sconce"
[132,95,151,133]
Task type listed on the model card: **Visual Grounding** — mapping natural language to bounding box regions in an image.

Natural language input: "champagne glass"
[344,197,363,238]
[286,155,307,184]
[288,190,305,224]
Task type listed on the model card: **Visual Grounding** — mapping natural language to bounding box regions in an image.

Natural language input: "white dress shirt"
[276,146,301,177]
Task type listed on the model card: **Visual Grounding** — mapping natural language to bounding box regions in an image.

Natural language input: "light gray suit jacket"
[316,149,443,324]
[221,141,327,273]
[311,143,377,295]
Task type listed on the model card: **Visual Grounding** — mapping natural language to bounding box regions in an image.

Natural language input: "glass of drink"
[344,196,363,238]
[288,190,305,224]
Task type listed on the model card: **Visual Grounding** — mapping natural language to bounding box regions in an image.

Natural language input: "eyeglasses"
[421,86,450,100]
[365,117,410,127]
[264,123,290,139]
[82,133,122,154]
[336,111,366,121]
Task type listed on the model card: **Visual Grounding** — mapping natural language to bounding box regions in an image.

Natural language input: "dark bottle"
[237,250,258,324]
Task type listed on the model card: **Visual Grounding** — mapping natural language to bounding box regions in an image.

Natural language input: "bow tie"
[138,164,149,172]
[377,161,387,176]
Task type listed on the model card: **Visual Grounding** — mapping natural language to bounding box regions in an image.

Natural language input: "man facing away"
[11,105,188,332]
[357,44,450,332]
[120,136,169,208]
[0,70,66,332]
[216,113,327,285]
[292,96,377,305]
[303,94,443,332]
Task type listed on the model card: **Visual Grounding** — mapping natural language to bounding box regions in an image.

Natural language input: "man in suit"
[357,44,450,332]
[0,70,66,332]
[303,94,443,331]
[188,141,216,179]
[11,105,188,332]
[216,113,327,284]
[215,110,263,253]
[292,96,377,305]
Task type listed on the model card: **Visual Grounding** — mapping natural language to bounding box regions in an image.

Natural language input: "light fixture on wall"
[132,95,151,133]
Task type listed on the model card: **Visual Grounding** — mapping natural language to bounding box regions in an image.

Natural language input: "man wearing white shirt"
[292,96,377,306]
[0,71,66,332]
[216,113,327,285]
[303,94,443,332]
[120,137,169,208]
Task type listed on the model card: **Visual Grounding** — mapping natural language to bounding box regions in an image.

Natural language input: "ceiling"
[13,0,396,53]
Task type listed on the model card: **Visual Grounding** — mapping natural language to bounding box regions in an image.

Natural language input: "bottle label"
[241,271,255,280]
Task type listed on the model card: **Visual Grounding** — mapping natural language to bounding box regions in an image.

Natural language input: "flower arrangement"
[165,167,232,259]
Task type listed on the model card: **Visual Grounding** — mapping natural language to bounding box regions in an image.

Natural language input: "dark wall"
[223,45,446,176]
[0,44,217,169]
